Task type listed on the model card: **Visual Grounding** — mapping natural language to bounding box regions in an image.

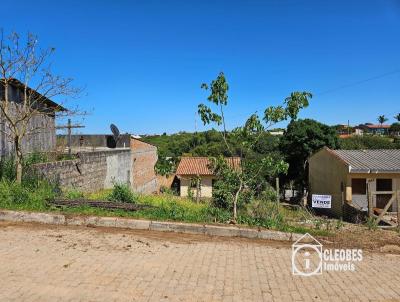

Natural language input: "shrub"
[237,189,254,208]
[259,185,278,203]
[339,136,396,150]
[365,217,378,230]
[241,200,286,229]
[64,189,84,200]
[0,154,50,188]
[0,156,16,181]
[107,183,136,203]
[0,179,55,210]
[211,179,233,209]
[24,152,48,166]
[159,185,177,195]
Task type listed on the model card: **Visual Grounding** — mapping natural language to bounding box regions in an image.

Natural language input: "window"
[190,178,201,188]
[376,179,392,191]
[352,178,366,195]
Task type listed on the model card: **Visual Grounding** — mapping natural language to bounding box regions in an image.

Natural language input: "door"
[376,179,393,211]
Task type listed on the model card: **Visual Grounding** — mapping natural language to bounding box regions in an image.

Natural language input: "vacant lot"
[1,222,400,302]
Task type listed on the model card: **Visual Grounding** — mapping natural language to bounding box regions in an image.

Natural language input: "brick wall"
[130,138,158,194]
[33,149,132,193]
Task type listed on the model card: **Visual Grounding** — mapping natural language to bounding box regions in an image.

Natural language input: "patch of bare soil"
[0,221,292,249]
[3,220,398,254]
[318,224,400,254]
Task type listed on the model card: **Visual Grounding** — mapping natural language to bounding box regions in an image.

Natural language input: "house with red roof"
[175,156,240,198]
[355,123,390,135]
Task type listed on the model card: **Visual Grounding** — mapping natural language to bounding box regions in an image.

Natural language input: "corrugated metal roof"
[176,157,241,176]
[328,149,400,173]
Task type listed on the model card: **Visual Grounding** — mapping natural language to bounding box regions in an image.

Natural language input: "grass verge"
[0,180,332,237]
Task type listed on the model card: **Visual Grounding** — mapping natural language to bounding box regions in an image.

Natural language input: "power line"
[316,69,400,96]
[210,69,400,123]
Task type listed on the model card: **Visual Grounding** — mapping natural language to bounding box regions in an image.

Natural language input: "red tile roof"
[176,157,241,176]
[361,124,390,129]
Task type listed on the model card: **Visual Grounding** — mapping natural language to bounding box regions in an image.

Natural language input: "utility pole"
[348,120,350,135]
[56,119,85,155]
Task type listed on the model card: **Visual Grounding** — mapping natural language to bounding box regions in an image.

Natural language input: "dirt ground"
[319,223,400,253]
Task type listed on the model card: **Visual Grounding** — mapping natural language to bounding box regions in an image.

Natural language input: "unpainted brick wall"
[130,138,158,194]
[33,149,132,193]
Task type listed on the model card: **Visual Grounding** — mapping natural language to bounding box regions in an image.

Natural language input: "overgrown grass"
[64,190,330,235]
[0,179,55,211]
[0,174,331,236]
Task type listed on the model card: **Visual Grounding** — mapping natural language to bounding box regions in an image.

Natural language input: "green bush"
[159,185,177,195]
[339,136,397,150]
[365,217,378,230]
[241,200,286,229]
[259,185,278,202]
[0,179,55,210]
[107,183,136,203]
[24,152,48,166]
[0,154,49,188]
[64,189,84,200]
[0,156,16,181]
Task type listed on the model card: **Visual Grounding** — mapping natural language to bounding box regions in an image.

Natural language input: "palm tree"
[378,115,388,125]
[394,113,400,122]
[377,115,388,135]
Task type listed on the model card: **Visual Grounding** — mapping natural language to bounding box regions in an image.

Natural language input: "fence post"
[367,181,373,218]
[397,190,399,229]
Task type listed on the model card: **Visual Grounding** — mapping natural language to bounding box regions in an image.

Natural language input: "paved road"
[1,222,400,302]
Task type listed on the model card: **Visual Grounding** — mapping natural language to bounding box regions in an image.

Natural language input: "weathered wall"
[308,149,349,217]
[0,102,56,156]
[157,174,176,190]
[33,149,132,193]
[130,138,158,194]
[180,175,214,198]
[57,134,131,149]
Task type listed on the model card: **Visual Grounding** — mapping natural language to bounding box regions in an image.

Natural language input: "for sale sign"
[312,194,332,208]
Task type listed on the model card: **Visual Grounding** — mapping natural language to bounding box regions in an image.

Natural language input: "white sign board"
[312,194,332,208]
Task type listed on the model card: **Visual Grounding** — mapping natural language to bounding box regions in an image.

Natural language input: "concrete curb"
[0,210,302,242]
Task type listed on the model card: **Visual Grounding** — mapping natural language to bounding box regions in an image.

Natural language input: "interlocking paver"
[0,222,400,301]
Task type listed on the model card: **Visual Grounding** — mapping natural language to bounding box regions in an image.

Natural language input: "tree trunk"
[15,137,23,184]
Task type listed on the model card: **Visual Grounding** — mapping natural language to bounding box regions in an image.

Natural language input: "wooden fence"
[368,189,400,228]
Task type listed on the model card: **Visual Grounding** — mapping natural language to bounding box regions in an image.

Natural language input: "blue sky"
[2,0,400,134]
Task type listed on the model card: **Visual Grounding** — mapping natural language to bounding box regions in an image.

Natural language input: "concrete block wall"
[130,138,158,194]
[33,149,132,193]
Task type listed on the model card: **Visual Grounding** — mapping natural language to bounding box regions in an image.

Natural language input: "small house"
[309,148,400,218]
[176,157,240,198]
[355,123,390,136]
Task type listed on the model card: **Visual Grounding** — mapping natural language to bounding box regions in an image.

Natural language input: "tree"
[339,135,396,149]
[0,30,81,183]
[280,119,338,193]
[394,113,400,122]
[198,72,312,222]
[389,123,400,136]
[378,115,388,126]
